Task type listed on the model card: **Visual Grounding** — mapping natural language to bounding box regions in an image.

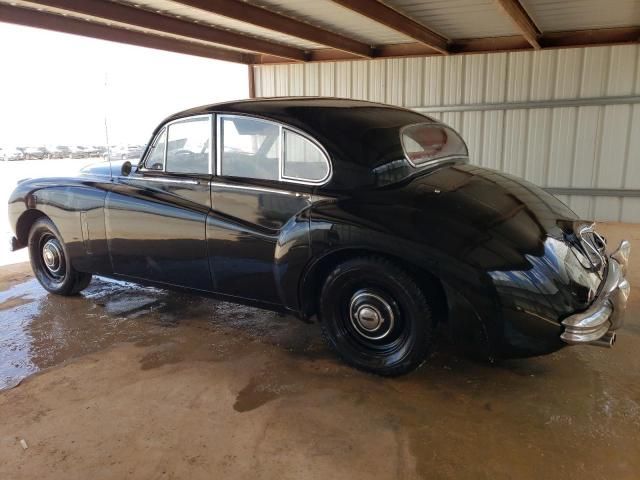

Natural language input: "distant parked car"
[1,147,24,161]
[82,146,104,158]
[23,146,48,160]
[44,145,69,159]
[69,146,89,158]
[58,145,72,158]
[106,144,144,160]
[127,145,145,159]
[91,146,107,157]
[44,146,61,159]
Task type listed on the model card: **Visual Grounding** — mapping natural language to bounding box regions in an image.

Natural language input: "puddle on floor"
[0,270,323,390]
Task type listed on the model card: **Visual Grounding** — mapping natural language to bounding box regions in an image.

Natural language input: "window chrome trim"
[140,114,214,175]
[216,113,282,180]
[215,113,221,176]
[140,127,167,172]
[281,128,332,185]
[210,181,298,196]
[133,176,200,185]
[164,114,213,175]
[215,113,332,186]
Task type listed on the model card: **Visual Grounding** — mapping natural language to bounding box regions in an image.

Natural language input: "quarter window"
[283,129,329,183]
[166,117,211,174]
[219,116,280,181]
[143,128,166,171]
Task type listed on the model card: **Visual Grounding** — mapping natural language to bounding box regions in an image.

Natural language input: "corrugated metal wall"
[253,45,640,222]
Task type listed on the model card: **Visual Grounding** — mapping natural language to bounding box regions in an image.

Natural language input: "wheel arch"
[299,247,448,324]
[15,209,49,248]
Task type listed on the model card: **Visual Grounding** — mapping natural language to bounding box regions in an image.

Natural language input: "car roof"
[163,97,407,122]
[156,97,435,191]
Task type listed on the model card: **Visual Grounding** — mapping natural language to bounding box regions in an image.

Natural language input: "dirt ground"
[1,223,639,480]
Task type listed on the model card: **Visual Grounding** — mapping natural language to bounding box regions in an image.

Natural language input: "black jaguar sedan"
[8,98,631,376]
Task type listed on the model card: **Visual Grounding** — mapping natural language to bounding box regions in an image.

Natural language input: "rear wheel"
[319,256,433,376]
[28,217,92,295]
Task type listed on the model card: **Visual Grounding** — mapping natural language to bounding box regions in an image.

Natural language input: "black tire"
[319,256,433,376]
[28,217,92,296]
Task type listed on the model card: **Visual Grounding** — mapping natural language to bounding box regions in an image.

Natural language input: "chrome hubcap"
[42,239,63,275]
[349,291,395,340]
[356,306,382,331]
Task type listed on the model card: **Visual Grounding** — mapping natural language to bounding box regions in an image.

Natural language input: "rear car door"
[207,114,330,305]
[105,115,214,290]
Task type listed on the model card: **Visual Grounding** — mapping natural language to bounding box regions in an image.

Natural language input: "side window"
[283,129,330,183]
[144,128,166,170]
[219,116,280,181]
[166,116,211,174]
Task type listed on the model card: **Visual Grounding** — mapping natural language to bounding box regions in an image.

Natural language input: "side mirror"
[121,161,132,176]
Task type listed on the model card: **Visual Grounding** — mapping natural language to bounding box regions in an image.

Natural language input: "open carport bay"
[0,222,638,480]
[2,1,640,478]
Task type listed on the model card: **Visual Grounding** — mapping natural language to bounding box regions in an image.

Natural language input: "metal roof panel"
[520,0,640,32]
[384,0,521,39]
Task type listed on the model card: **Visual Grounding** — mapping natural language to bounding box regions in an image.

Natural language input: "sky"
[0,23,249,147]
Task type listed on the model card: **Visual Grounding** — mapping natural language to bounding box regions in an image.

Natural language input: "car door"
[105,114,214,290]
[207,114,331,305]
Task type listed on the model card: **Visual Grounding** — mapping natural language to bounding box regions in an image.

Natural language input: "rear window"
[401,123,468,166]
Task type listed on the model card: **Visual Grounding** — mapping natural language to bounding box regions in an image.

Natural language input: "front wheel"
[319,257,433,376]
[28,217,92,295]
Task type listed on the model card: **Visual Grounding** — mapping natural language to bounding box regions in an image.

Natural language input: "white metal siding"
[254,44,640,222]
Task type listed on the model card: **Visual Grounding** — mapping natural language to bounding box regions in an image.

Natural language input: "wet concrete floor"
[1,223,639,479]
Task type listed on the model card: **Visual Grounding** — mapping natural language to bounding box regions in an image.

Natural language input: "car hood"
[80,159,127,178]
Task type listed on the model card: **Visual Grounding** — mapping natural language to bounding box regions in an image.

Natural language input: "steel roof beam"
[25,0,306,61]
[0,4,256,63]
[493,0,541,49]
[330,0,448,55]
[174,0,374,58]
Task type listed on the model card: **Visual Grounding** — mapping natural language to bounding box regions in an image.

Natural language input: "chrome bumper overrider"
[561,240,631,347]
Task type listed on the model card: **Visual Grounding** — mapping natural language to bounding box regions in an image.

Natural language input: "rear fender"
[301,210,501,352]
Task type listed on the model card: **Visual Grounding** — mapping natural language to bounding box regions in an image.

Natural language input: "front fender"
[8,178,110,274]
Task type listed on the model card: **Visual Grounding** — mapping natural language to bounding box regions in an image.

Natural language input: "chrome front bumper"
[561,240,631,347]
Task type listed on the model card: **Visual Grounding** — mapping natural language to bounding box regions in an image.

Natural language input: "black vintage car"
[8,98,631,376]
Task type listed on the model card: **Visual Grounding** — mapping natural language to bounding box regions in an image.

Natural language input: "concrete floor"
[1,223,639,480]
